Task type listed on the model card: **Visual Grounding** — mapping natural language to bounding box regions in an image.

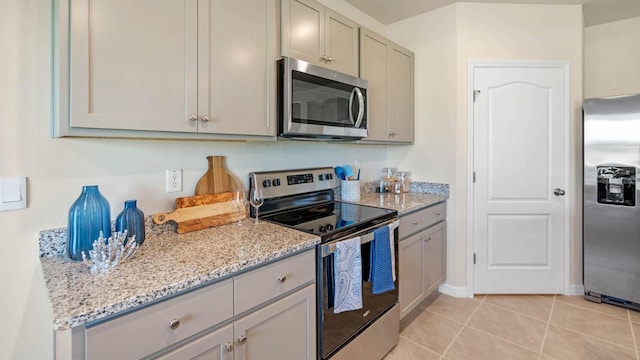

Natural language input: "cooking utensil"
[343,165,354,179]
[195,156,242,195]
[335,166,346,180]
[154,192,245,233]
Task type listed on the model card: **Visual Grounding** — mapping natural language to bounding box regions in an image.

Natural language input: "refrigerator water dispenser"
[597,166,636,206]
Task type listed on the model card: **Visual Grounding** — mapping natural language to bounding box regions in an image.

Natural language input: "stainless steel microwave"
[278,57,368,140]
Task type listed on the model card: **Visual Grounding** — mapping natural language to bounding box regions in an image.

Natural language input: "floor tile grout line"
[398,334,445,358]
[481,298,554,324]
[464,322,546,355]
[547,319,637,351]
[555,297,630,320]
[537,294,557,360]
[438,295,487,360]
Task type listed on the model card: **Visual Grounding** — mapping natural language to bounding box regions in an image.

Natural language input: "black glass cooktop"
[262,201,396,242]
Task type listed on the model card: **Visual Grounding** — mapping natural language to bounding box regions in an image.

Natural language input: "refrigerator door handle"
[554,188,566,196]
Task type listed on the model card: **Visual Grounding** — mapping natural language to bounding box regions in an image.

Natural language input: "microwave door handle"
[354,87,364,128]
[348,88,356,125]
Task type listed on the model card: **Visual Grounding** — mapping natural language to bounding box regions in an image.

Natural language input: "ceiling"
[344,0,640,27]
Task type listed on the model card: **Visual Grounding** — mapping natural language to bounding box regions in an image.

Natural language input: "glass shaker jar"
[394,171,412,193]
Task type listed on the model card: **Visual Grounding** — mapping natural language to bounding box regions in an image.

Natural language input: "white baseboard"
[438,283,585,297]
[568,284,585,296]
[438,283,471,298]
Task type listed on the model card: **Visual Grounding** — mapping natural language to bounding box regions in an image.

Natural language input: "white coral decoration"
[81,230,139,274]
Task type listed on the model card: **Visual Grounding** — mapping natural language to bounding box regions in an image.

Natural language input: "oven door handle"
[320,219,399,258]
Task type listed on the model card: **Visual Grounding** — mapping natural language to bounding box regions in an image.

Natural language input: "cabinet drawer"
[399,202,446,239]
[234,250,315,314]
[86,279,233,360]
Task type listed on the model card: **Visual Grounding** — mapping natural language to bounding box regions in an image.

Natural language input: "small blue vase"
[116,200,145,245]
[67,185,111,261]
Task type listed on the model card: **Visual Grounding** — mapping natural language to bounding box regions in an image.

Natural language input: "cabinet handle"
[326,56,333,62]
[225,342,234,352]
[321,55,328,62]
[421,237,427,242]
[435,212,441,217]
[238,335,247,345]
[188,114,197,122]
[200,115,209,122]
[278,274,287,283]
[169,319,181,330]
[427,236,432,242]
[412,221,419,226]
[389,132,396,137]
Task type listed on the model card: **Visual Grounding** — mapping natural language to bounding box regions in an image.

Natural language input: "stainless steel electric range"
[249,167,399,360]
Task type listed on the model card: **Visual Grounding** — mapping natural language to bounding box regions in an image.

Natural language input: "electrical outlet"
[166,169,182,192]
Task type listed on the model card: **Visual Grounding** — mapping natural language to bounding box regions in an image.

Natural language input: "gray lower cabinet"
[155,324,234,360]
[157,284,316,360]
[58,250,316,359]
[399,203,446,320]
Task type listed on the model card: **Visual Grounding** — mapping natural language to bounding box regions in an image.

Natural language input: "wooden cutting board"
[195,156,241,195]
[154,192,245,233]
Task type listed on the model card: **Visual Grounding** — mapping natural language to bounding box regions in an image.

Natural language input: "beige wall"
[0,1,386,358]
[386,4,460,290]
[585,16,640,98]
[387,3,584,294]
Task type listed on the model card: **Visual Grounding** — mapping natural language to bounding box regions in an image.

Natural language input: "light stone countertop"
[347,192,448,215]
[40,219,319,331]
[40,182,448,332]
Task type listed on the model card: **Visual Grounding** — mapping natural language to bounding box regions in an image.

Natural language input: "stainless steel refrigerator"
[584,93,640,309]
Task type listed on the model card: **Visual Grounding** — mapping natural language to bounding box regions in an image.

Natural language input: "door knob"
[554,188,566,196]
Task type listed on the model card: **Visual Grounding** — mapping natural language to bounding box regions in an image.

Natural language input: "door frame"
[466,60,571,297]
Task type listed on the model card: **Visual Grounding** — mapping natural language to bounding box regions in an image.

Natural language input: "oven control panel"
[250,167,336,199]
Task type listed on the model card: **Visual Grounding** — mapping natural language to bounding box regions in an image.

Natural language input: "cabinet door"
[198,0,277,136]
[156,324,233,360]
[324,9,359,77]
[69,0,197,132]
[399,230,427,320]
[233,284,316,360]
[281,0,324,66]
[425,222,446,296]
[359,28,390,141]
[389,45,414,143]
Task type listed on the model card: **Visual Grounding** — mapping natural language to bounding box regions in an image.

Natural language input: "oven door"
[279,57,368,140]
[317,219,399,359]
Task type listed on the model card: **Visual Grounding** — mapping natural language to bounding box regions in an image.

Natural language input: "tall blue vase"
[116,200,145,245]
[67,185,111,261]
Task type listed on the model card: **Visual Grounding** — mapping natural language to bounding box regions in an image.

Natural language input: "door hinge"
[473,253,477,264]
[473,90,481,102]
[473,172,476,183]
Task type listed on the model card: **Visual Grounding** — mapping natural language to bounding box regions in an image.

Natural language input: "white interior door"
[472,63,568,294]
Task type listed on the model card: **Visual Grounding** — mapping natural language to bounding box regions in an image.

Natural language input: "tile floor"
[385,294,640,360]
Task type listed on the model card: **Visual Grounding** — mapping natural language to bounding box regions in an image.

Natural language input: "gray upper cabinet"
[281,0,359,77]
[52,0,277,139]
[359,28,415,144]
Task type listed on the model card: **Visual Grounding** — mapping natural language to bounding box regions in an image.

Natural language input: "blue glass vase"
[116,200,145,245]
[67,185,111,261]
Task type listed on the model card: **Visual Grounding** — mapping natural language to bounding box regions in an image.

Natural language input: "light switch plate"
[0,176,27,211]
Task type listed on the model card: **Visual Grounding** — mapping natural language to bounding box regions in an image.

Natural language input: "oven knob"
[273,179,281,186]
[319,174,325,181]
[326,224,334,231]
[327,173,333,180]
[318,225,326,233]
[263,180,271,188]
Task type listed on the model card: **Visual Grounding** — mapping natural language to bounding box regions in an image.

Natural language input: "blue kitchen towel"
[370,226,395,295]
[333,237,363,314]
